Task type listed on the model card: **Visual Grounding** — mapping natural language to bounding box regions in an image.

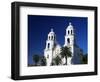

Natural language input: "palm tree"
[33,54,40,66]
[60,46,72,65]
[53,55,62,65]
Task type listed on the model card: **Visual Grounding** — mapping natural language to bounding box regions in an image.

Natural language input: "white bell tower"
[64,22,75,65]
[44,29,56,66]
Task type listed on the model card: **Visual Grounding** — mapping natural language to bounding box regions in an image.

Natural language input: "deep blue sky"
[28,15,88,65]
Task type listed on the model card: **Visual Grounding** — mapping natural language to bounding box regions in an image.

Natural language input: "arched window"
[67,38,70,43]
[71,30,73,34]
[51,36,53,40]
[49,36,50,40]
[68,30,69,34]
[48,43,50,49]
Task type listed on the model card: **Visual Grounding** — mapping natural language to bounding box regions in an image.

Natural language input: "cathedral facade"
[44,22,82,66]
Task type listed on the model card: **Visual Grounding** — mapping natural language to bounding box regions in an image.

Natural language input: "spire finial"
[51,28,53,32]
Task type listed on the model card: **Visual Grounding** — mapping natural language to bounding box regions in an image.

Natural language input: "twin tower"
[44,22,75,66]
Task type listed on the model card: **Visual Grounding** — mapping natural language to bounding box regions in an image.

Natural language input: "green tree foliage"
[33,54,40,66]
[40,56,47,66]
[80,53,88,64]
[53,55,62,65]
[82,54,88,64]
[60,46,72,64]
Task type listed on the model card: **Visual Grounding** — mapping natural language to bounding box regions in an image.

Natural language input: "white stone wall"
[44,50,53,66]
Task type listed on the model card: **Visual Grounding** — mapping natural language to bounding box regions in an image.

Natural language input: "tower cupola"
[48,28,56,41]
[66,22,74,35]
